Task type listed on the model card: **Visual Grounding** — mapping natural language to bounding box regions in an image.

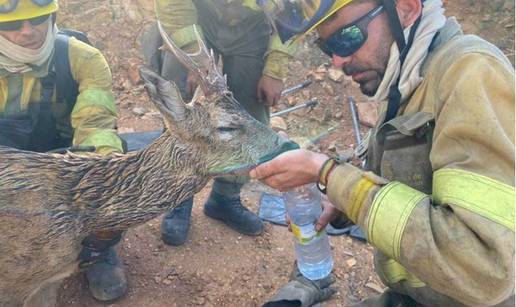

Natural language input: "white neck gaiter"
[0,19,57,74]
[373,0,447,105]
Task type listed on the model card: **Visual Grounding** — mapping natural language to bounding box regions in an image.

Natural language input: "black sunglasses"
[316,5,384,58]
[0,13,50,31]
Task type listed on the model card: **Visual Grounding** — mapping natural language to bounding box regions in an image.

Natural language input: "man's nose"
[332,54,351,68]
[18,20,35,35]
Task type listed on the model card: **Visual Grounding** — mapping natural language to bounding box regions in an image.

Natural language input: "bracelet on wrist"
[317,157,339,194]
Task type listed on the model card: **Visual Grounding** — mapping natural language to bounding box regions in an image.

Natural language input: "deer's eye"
[217,126,239,132]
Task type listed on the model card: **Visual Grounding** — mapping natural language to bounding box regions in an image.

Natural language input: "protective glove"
[262,262,337,307]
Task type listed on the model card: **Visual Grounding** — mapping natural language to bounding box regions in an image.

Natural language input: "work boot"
[80,233,128,302]
[203,189,263,235]
[160,198,194,246]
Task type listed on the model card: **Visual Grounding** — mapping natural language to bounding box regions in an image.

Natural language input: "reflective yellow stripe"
[349,177,375,222]
[1,75,39,113]
[171,25,204,49]
[433,168,515,231]
[20,75,36,111]
[367,182,427,261]
[0,78,7,112]
[378,258,425,288]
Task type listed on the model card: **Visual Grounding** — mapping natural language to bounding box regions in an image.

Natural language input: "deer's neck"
[77,131,209,232]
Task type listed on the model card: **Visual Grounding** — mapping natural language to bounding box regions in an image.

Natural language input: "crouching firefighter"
[254,0,515,306]
[0,0,128,302]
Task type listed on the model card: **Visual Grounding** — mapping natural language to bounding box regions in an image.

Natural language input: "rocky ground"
[56,1,514,306]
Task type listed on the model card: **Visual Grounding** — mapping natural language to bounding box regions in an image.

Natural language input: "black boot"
[79,233,128,302]
[203,188,263,236]
[160,198,194,246]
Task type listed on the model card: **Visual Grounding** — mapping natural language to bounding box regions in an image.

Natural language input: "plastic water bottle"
[284,183,333,280]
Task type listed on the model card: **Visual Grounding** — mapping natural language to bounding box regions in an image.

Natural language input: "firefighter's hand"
[315,196,342,232]
[257,75,283,106]
[250,149,328,191]
[286,196,341,233]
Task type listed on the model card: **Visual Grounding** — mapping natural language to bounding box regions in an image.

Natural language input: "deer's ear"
[140,66,187,123]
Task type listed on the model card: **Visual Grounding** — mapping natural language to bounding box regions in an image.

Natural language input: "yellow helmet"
[258,0,354,43]
[306,0,353,34]
[0,0,58,23]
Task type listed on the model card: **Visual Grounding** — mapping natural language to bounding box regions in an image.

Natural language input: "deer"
[0,24,297,307]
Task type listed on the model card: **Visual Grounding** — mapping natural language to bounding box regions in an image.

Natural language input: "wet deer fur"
[0,25,289,306]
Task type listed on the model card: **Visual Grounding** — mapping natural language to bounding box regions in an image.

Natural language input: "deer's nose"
[257,140,300,164]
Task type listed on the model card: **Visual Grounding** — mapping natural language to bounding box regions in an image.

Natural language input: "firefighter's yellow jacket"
[326,19,515,306]
[0,37,123,155]
[154,0,296,80]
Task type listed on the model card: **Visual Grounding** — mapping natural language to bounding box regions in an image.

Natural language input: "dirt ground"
[56,1,515,306]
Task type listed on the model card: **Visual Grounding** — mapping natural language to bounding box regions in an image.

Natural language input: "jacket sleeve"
[326,52,515,305]
[262,34,298,80]
[68,38,123,155]
[154,0,202,52]
[154,0,295,78]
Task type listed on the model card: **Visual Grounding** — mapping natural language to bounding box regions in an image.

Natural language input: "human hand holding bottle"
[285,195,342,233]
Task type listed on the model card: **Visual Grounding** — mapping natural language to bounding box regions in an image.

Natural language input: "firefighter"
[0,0,127,301]
[143,0,297,246]
[253,0,515,306]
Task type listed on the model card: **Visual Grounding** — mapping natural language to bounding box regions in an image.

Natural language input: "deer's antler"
[157,22,228,101]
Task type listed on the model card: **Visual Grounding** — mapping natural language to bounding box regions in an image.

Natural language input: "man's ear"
[396,0,423,28]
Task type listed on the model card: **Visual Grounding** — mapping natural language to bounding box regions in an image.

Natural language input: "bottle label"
[291,223,322,245]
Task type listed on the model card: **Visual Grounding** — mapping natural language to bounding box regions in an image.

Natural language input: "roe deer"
[0,24,296,307]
